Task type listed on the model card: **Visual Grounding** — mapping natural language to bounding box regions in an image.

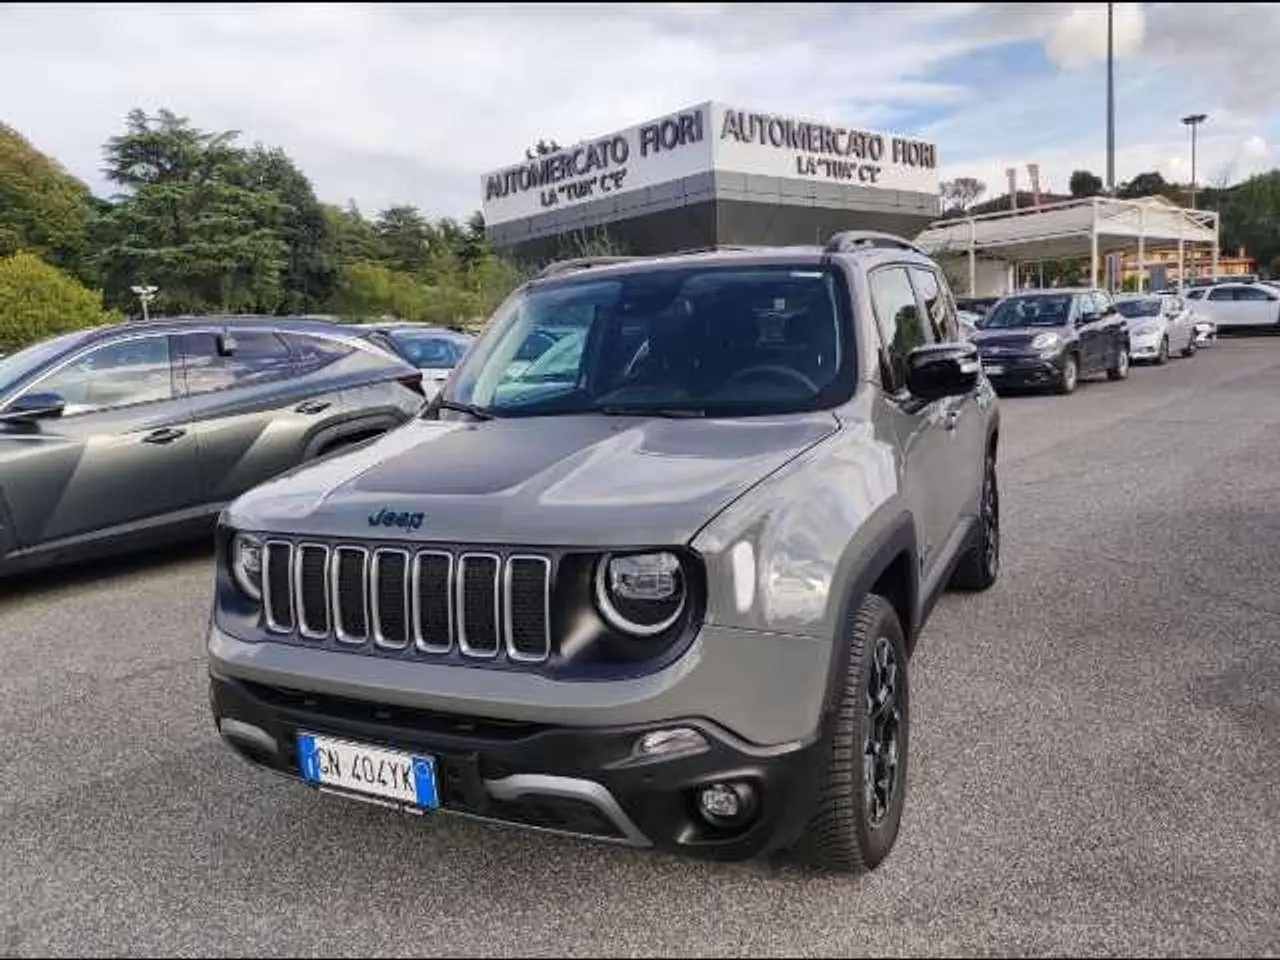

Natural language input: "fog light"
[632,727,708,760]
[696,781,757,827]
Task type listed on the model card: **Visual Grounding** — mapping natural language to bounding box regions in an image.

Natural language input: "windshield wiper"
[431,399,495,421]
[598,405,706,419]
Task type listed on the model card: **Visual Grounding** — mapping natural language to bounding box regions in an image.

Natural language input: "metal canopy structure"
[914,195,1220,295]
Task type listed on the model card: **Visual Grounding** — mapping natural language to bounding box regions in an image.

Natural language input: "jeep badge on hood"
[367,508,425,531]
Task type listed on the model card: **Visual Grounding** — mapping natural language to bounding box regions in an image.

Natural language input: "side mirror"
[0,391,67,423]
[906,343,980,402]
[1077,312,1099,326]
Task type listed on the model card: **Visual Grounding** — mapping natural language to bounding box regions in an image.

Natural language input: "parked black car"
[955,296,1001,317]
[970,289,1131,394]
[0,316,426,576]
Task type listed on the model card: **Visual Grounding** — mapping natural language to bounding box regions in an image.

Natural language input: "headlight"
[594,551,686,636]
[1030,332,1061,352]
[230,533,264,600]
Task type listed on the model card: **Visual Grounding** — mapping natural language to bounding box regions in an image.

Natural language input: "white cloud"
[0,2,1278,222]
[1044,2,1145,69]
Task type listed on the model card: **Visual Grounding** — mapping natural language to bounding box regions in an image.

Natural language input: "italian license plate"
[297,733,439,809]
[982,363,1005,376]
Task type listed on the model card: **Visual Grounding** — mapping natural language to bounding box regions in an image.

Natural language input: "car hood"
[224,412,840,548]
[970,327,1060,348]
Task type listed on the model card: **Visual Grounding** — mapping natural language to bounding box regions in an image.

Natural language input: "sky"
[2,2,1279,220]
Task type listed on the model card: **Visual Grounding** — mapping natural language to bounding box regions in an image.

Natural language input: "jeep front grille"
[260,541,552,664]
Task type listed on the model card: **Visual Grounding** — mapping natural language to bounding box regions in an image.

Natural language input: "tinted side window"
[31,335,175,415]
[284,333,357,376]
[907,266,957,342]
[1233,285,1273,301]
[869,266,932,392]
[1206,287,1234,301]
[179,330,295,396]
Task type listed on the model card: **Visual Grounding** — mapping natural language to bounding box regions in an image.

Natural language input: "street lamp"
[1106,1,1115,195]
[130,284,158,322]
[1181,113,1208,210]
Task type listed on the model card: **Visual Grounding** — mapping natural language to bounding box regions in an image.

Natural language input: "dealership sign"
[480,102,940,226]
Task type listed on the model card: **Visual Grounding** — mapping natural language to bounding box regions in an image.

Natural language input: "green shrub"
[0,251,119,353]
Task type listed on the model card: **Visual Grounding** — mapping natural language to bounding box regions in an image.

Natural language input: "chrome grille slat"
[412,550,454,654]
[263,540,295,634]
[505,555,551,663]
[294,543,331,639]
[457,552,502,659]
[332,546,371,644]
[272,541,552,664]
[371,548,411,650]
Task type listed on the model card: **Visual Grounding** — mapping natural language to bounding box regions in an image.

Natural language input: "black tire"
[1155,336,1169,365]
[949,450,1000,591]
[1055,354,1079,394]
[793,594,910,874]
[1107,344,1131,380]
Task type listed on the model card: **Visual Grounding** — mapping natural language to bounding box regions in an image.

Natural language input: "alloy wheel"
[864,636,902,827]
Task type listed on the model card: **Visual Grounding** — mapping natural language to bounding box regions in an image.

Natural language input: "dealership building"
[480,101,940,261]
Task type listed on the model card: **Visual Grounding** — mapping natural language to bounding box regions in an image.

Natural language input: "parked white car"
[1113,293,1198,363]
[1183,282,1280,330]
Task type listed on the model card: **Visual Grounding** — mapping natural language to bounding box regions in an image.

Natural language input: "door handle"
[295,400,331,415]
[943,409,960,431]
[142,427,186,444]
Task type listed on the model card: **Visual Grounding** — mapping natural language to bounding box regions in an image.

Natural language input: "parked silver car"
[207,232,1002,875]
[0,317,426,577]
[1112,293,1198,363]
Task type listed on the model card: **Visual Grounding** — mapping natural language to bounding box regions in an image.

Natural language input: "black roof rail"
[535,256,641,280]
[823,231,925,256]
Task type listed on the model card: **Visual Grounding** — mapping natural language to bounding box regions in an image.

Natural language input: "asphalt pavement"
[2,335,1278,958]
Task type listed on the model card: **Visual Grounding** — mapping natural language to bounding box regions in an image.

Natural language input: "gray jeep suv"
[207,232,1001,873]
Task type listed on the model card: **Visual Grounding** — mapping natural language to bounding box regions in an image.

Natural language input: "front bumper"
[210,672,825,861]
[979,351,1066,388]
[1129,333,1163,360]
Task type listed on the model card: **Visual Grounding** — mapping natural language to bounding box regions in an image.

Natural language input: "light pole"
[1106,1,1115,195]
[130,284,158,322]
[1181,113,1208,210]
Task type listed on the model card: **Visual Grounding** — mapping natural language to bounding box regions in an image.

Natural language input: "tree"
[91,109,289,314]
[1218,171,1280,275]
[1069,170,1104,198]
[0,251,119,353]
[524,139,562,161]
[940,177,986,212]
[0,124,96,276]
[238,145,338,312]
[374,205,434,275]
[1117,171,1171,200]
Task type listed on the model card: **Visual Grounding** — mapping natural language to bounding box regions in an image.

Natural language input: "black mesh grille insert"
[298,546,329,637]
[335,549,368,641]
[460,555,499,655]
[414,552,452,651]
[374,551,409,648]
[264,543,293,631]
[507,557,550,659]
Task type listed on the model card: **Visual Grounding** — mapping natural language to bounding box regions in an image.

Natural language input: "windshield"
[444,264,853,418]
[387,330,467,368]
[0,330,92,396]
[981,294,1073,329]
[1114,298,1162,318]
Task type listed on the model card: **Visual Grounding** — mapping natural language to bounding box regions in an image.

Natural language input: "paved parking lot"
[2,336,1278,958]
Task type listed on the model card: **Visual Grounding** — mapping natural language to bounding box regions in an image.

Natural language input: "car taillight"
[398,372,425,396]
